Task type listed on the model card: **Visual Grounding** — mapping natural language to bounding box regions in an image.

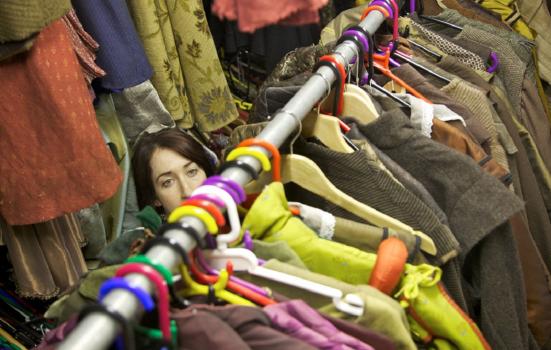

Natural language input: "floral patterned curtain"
[127,0,238,131]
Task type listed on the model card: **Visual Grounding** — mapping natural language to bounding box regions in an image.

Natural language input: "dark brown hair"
[132,128,215,210]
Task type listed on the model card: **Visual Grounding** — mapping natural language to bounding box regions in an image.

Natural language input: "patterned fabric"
[0,19,122,225]
[457,25,526,113]
[60,9,105,86]
[126,0,238,132]
[0,0,71,42]
[407,19,488,72]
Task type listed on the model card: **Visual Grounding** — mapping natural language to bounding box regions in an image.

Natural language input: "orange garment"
[0,19,122,225]
[212,0,328,33]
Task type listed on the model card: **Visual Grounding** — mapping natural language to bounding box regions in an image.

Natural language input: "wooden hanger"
[301,110,354,153]
[245,154,437,255]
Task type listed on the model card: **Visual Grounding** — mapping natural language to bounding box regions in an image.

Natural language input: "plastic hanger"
[191,185,242,248]
[191,250,277,306]
[304,67,355,153]
[360,6,431,103]
[226,147,272,174]
[236,139,281,182]
[178,261,255,306]
[277,154,437,255]
[203,242,365,316]
[336,29,379,122]
[115,263,172,342]
[167,205,219,234]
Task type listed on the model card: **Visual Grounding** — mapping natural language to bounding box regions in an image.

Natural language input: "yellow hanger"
[168,205,219,234]
[226,147,272,172]
[178,264,255,306]
[280,154,437,255]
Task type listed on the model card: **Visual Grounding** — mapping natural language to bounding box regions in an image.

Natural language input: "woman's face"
[149,147,207,215]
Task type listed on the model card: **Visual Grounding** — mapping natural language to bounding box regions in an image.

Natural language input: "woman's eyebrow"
[156,171,172,182]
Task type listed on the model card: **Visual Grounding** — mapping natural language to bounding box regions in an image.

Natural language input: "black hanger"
[393,51,451,83]
[418,15,463,30]
[370,81,412,108]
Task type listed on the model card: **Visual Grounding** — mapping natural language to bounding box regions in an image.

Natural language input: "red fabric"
[0,19,122,225]
[61,9,106,85]
[212,0,328,33]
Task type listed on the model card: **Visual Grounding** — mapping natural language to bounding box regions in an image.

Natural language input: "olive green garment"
[0,0,71,42]
[44,265,121,323]
[126,0,238,131]
[239,259,416,350]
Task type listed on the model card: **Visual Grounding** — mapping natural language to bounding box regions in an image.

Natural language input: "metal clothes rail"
[58,9,386,350]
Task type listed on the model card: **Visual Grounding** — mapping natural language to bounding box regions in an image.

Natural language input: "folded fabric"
[173,304,317,349]
[264,299,374,350]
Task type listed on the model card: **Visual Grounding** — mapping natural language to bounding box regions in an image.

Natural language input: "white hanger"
[204,247,364,316]
[192,185,240,249]
[196,183,365,316]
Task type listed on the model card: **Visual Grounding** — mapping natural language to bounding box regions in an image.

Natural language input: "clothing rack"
[58,9,387,350]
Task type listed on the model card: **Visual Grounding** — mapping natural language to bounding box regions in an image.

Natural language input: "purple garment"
[35,316,78,349]
[264,300,374,350]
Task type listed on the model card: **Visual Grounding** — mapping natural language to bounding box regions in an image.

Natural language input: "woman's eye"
[186,168,198,177]
[161,179,174,188]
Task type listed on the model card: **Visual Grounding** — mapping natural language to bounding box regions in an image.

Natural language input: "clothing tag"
[383,80,406,94]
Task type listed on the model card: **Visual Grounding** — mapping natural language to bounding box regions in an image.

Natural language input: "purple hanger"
[486,51,499,73]
[369,0,394,18]
[203,176,246,203]
[201,180,241,204]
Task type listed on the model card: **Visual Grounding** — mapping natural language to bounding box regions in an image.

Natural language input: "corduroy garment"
[357,109,537,350]
[285,139,467,309]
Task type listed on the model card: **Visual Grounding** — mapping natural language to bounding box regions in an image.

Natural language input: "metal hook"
[281,109,302,154]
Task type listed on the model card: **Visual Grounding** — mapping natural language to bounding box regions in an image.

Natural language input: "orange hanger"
[237,138,281,182]
[360,6,431,103]
[318,55,346,116]
[374,48,431,103]
[190,252,277,306]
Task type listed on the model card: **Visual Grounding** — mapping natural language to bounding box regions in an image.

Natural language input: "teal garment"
[242,182,377,285]
[136,205,163,232]
[97,205,161,265]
